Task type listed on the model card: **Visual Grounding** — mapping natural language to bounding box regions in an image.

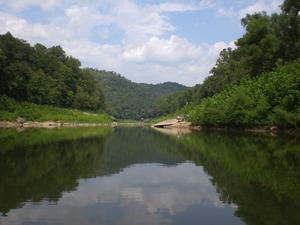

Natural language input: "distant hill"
[87,69,187,119]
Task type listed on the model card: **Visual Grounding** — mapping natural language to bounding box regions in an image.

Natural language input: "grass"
[0,95,112,123]
[148,104,193,125]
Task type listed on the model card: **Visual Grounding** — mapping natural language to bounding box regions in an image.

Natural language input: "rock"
[0,121,16,127]
[16,127,25,133]
[270,126,279,132]
[23,122,36,128]
[36,121,58,128]
[16,117,26,123]
[153,119,178,128]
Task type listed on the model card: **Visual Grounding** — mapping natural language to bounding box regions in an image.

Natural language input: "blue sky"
[0,0,282,86]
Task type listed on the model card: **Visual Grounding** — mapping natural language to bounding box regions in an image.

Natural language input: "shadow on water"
[0,127,299,225]
[0,128,112,215]
[0,127,185,216]
[177,131,300,225]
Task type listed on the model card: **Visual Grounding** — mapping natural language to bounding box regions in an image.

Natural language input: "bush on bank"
[189,61,300,128]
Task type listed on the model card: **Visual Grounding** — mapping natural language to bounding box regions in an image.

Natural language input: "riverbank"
[0,120,114,128]
[198,126,300,136]
[152,118,300,136]
[0,120,146,129]
[0,95,112,124]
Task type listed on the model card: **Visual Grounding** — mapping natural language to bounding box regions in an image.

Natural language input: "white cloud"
[0,12,50,40]
[0,0,59,10]
[62,35,234,86]
[123,36,201,64]
[239,0,282,18]
[0,0,237,86]
[64,39,122,71]
[156,2,199,13]
[211,0,282,20]
[110,0,176,45]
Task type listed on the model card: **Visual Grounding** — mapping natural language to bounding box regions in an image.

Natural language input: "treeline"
[89,69,187,119]
[189,61,300,127]
[154,0,300,125]
[0,33,105,111]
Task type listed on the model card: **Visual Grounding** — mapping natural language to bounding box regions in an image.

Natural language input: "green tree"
[0,32,106,112]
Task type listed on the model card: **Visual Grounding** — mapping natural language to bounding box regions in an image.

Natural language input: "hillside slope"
[154,1,300,125]
[0,32,105,111]
[88,69,187,119]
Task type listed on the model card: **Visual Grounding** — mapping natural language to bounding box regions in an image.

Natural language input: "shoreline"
[152,119,300,136]
[1,119,299,136]
[0,120,144,129]
[0,121,114,128]
[195,125,299,134]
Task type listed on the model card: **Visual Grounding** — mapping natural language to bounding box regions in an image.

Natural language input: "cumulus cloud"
[239,0,282,18]
[212,0,282,20]
[0,12,51,40]
[0,0,59,10]
[155,2,202,13]
[0,0,221,85]
[110,0,177,45]
[0,0,280,86]
[123,36,201,63]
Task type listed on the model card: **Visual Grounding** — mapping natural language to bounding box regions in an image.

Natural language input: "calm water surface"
[0,127,299,225]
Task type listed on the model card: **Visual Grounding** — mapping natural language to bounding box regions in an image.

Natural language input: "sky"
[0,0,283,86]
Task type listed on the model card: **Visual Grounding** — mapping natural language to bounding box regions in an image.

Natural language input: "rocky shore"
[0,117,113,128]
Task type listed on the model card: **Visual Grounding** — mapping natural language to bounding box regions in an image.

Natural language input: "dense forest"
[0,33,186,120]
[154,0,300,127]
[189,61,300,127]
[0,33,105,111]
[0,0,299,126]
[89,69,187,119]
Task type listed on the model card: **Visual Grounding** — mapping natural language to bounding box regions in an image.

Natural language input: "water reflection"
[177,131,300,225]
[1,163,242,225]
[0,128,299,225]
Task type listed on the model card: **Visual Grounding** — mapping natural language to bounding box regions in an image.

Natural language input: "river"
[0,127,299,225]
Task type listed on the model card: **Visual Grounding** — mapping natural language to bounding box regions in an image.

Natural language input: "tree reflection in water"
[0,128,299,225]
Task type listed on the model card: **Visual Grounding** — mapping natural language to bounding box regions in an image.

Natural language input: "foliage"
[153,89,192,116]
[148,104,193,125]
[189,61,300,127]
[154,0,300,118]
[0,33,105,111]
[88,69,187,119]
[0,95,111,123]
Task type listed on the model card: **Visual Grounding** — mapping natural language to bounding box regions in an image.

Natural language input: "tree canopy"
[89,69,187,119]
[0,33,105,111]
[154,0,300,117]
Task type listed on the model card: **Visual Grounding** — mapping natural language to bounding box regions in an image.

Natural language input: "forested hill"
[0,32,187,120]
[88,69,187,119]
[155,0,300,128]
[0,32,105,111]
